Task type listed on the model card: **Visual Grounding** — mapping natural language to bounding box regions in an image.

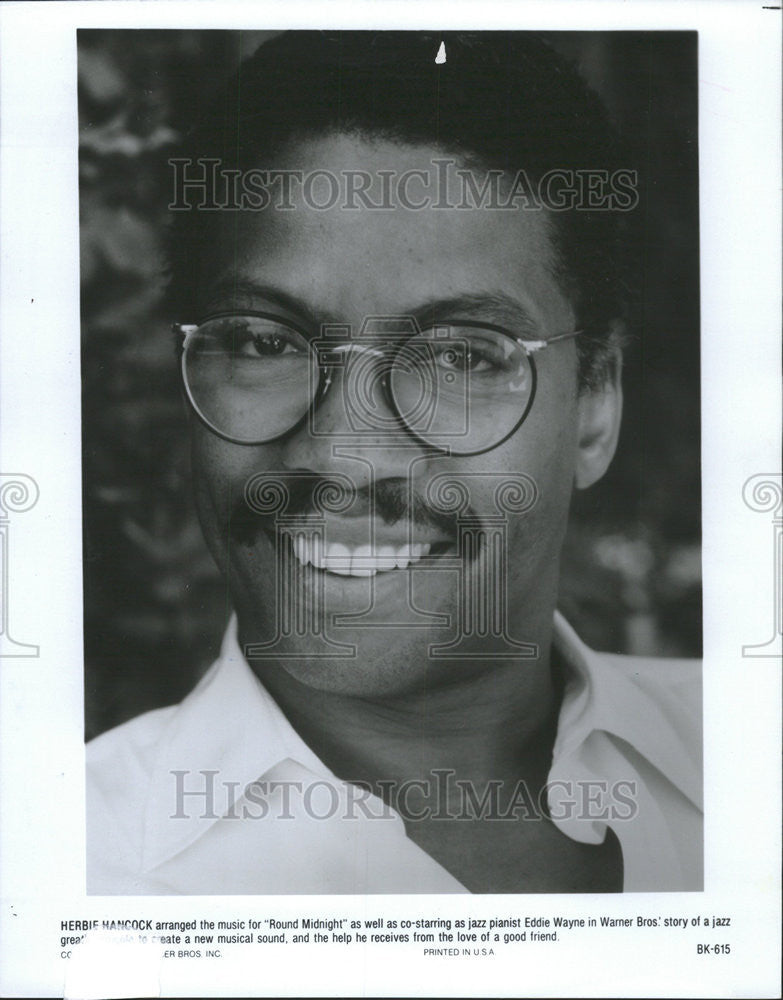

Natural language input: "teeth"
[395,545,412,569]
[293,535,308,566]
[325,542,352,575]
[288,537,432,576]
[351,544,375,577]
[311,534,323,570]
[377,545,397,571]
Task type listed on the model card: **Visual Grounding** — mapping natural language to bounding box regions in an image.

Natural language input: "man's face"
[187,134,616,697]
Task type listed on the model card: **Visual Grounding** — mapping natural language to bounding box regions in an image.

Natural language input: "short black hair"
[168,30,638,389]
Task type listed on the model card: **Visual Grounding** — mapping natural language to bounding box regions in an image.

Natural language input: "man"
[87,31,702,894]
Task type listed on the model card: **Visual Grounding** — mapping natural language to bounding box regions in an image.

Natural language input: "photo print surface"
[80,29,702,895]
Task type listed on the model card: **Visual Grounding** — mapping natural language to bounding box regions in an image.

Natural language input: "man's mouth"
[286,535,444,577]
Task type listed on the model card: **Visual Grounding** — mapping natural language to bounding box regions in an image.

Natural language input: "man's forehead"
[197,133,573,333]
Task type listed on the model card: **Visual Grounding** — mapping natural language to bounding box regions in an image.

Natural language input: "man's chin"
[236,622,445,699]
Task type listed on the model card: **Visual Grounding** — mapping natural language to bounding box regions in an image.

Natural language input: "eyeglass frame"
[174,312,582,458]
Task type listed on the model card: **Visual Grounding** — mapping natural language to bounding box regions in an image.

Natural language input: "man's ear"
[574,355,623,490]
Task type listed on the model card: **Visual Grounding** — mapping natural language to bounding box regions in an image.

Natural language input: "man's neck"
[240,625,560,809]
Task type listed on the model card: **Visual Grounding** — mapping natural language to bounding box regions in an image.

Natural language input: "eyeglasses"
[175,313,581,456]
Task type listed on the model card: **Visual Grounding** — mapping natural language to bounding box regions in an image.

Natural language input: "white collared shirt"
[86,613,702,894]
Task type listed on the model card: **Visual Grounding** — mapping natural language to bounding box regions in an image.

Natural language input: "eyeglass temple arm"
[519,329,583,354]
[173,323,198,357]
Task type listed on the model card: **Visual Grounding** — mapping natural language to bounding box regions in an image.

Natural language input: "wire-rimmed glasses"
[175,312,581,456]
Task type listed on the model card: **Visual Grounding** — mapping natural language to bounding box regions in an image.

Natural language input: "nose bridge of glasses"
[314,335,402,436]
[296,333,432,480]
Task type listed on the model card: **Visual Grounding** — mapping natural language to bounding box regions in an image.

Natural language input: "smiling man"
[86,31,702,894]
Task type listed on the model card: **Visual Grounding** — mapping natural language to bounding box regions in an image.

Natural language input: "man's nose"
[279,342,428,484]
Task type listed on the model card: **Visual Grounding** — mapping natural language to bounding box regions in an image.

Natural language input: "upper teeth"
[289,537,431,576]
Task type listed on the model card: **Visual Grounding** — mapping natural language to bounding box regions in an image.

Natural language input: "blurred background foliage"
[80,30,701,739]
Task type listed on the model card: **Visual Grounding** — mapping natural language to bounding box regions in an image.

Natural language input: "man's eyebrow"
[202,279,340,329]
[203,282,543,336]
[407,292,542,337]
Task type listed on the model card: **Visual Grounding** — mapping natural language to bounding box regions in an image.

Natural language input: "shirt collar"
[141,616,336,872]
[552,610,702,810]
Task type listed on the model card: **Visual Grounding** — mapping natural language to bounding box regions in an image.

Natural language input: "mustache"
[230,474,467,546]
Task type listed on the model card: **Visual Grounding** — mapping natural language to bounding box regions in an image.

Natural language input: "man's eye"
[433,339,503,375]
[435,345,485,372]
[203,318,310,360]
[240,332,301,357]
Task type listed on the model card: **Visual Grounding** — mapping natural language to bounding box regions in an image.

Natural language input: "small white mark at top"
[435,41,446,65]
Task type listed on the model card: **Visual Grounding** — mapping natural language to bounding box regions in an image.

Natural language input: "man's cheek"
[191,428,250,512]
[476,460,571,577]
[189,465,228,574]
[190,440,241,561]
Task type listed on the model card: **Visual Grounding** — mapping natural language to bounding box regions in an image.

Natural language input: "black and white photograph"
[0,3,780,998]
[82,28,702,896]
